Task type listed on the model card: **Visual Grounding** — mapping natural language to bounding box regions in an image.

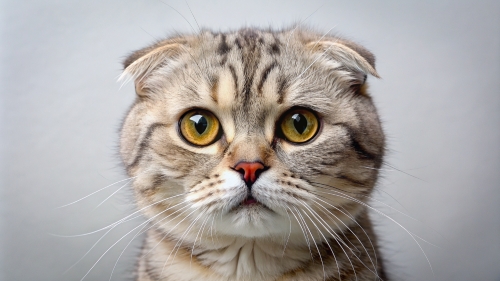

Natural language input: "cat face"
[120,28,384,239]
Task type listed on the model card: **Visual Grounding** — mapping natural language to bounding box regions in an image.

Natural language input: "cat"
[119,26,387,281]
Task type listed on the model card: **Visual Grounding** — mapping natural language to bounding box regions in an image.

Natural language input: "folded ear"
[119,41,187,96]
[306,39,380,80]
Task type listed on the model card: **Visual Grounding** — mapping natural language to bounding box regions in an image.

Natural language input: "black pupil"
[190,114,208,135]
[292,113,308,134]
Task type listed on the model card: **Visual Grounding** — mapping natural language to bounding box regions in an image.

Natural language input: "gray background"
[1,0,499,280]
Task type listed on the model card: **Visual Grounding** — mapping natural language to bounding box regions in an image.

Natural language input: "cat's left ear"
[306,39,380,82]
[119,40,188,96]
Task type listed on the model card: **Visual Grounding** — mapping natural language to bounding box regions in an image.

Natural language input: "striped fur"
[120,27,387,281]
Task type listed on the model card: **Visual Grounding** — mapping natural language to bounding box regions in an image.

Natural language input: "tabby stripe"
[228,64,238,93]
[269,34,281,55]
[277,77,288,104]
[217,34,231,55]
[152,173,166,187]
[128,123,167,169]
[333,123,379,161]
[242,62,258,104]
[240,31,261,104]
[234,37,242,49]
[257,62,277,95]
[269,43,280,55]
[313,170,369,188]
[350,136,377,160]
[210,76,219,103]
[336,174,369,187]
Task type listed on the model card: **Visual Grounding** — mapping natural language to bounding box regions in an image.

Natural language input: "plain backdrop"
[1,0,499,280]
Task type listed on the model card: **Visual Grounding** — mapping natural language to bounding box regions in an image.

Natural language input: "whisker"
[55,193,186,238]
[209,211,217,246]
[299,198,379,280]
[311,181,417,221]
[157,0,197,33]
[293,206,326,281]
[285,206,313,258]
[94,180,132,209]
[298,200,348,249]
[56,176,137,209]
[310,199,379,278]
[171,210,206,264]
[78,200,185,281]
[184,0,213,89]
[312,188,438,247]
[156,0,211,86]
[295,201,337,281]
[293,206,317,260]
[294,42,335,81]
[314,204,359,251]
[284,4,325,55]
[281,207,292,257]
[138,26,159,41]
[107,201,191,281]
[383,162,427,182]
[312,198,378,274]
[185,0,200,32]
[50,214,143,238]
[141,204,194,258]
[190,213,212,265]
[308,24,338,52]
[61,213,141,275]
[311,188,435,273]
[161,210,205,277]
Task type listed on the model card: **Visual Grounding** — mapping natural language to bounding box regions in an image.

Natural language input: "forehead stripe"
[257,62,277,96]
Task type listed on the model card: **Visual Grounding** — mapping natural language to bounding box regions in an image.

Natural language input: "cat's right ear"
[119,42,187,96]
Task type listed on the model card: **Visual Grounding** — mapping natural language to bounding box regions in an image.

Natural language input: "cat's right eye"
[179,109,221,146]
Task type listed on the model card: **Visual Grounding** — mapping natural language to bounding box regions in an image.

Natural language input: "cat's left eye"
[179,109,221,146]
[278,108,319,144]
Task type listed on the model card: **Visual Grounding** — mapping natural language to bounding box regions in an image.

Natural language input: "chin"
[215,203,289,238]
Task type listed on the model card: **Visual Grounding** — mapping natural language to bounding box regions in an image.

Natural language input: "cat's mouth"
[233,194,272,212]
[242,195,258,205]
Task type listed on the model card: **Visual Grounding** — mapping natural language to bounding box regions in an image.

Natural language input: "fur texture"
[120,27,387,281]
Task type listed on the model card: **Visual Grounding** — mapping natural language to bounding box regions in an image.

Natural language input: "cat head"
[119,28,384,239]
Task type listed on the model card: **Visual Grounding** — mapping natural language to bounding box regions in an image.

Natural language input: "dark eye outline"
[276,107,321,145]
[178,108,223,147]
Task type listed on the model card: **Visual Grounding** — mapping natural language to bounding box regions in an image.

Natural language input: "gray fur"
[120,27,386,281]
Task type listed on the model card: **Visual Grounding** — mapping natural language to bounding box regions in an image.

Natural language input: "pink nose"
[234,162,265,186]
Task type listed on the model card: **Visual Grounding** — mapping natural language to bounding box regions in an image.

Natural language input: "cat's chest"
[143,233,310,281]
[196,238,310,279]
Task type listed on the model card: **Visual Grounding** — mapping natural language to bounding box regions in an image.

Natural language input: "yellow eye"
[179,109,221,146]
[280,108,319,143]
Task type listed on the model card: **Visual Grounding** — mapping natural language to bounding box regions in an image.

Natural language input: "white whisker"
[190,213,211,265]
[55,193,186,238]
[108,201,191,281]
[313,189,435,273]
[293,206,326,281]
[312,198,378,276]
[78,200,185,281]
[95,179,132,209]
[56,176,137,209]
[281,207,292,257]
[312,182,417,221]
[161,210,205,277]
[284,4,325,55]
[286,206,312,258]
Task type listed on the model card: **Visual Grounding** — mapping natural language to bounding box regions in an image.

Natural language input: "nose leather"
[234,162,265,186]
